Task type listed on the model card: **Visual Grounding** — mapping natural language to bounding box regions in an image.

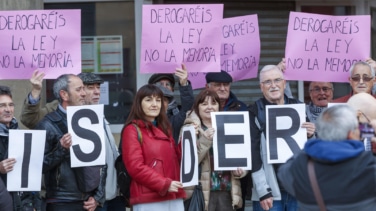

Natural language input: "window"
[44,1,136,124]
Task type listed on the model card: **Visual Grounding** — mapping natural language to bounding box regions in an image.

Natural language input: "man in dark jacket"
[249,65,315,211]
[205,70,249,211]
[278,104,376,211]
[148,63,194,144]
[0,85,41,210]
[35,74,105,210]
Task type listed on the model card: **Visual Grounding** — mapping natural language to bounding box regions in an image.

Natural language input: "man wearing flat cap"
[205,70,247,111]
[205,70,249,211]
[148,63,194,144]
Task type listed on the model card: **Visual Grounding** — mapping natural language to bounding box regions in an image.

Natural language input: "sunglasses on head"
[351,75,374,82]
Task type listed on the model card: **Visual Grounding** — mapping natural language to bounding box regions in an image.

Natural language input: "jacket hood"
[304,139,364,163]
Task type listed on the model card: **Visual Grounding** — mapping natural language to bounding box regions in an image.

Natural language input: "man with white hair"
[249,65,315,211]
[333,61,376,102]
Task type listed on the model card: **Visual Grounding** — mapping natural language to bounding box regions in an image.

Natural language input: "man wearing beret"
[205,70,249,211]
[148,64,194,144]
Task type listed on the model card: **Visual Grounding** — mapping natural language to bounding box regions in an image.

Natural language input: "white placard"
[180,125,199,187]
[266,104,307,164]
[67,104,105,167]
[211,111,252,171]
[99,81,109,105]
[7,130,46,191]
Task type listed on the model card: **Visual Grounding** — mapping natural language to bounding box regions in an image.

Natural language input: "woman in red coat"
[122,84,186,211]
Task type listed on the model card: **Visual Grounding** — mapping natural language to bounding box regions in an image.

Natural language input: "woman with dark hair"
[182,89,245,211]
[122,84,185,211]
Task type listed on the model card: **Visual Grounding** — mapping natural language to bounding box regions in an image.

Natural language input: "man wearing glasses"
[333,61,375,102]
[306,82,334,123]
[249,65,315,211]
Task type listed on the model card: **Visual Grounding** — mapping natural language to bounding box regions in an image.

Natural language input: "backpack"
[115,123,142,207]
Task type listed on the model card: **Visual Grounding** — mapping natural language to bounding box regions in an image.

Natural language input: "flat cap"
[155,84,174,102]
[205,70,233,83]
[78,72,104,84]
[148,74,175,88]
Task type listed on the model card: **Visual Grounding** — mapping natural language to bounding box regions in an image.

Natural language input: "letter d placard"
[181,125,198,187]
[67,104,105,167]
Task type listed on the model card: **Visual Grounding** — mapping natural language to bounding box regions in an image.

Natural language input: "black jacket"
[35,107,105,205]
[168,83,194,144]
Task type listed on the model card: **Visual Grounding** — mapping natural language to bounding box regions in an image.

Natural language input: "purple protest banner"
[0,10,81,79]
[188,14,260,89]
[140,4,223,74]
[285,11,370,82]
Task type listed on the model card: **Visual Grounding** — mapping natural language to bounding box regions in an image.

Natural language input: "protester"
[333,61,375,102]
[35,74,104,210]
[121,84,185,211]
[21,70,59,129]
[306,82,334,123]
[182,89,245,211]
[148,64,194,143]
[0,85,41,210]
[278,104,376,210]
[249,65,315,211]
[77,73,125,211]
[205,70,249,211]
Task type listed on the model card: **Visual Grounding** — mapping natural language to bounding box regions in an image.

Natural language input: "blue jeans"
[95,196,126,211]
[253,191,297,211]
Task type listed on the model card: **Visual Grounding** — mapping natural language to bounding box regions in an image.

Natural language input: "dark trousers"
[47,202,85,211]
[208,191,233,211]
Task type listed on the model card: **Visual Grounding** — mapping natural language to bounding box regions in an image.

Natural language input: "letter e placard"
[7,130,46,191]
[211,111,252,171]
[180,125,198,187]
[266,104,307,164]
[67,104,105,167]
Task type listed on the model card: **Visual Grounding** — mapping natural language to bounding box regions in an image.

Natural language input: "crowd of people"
[1,57,376,211]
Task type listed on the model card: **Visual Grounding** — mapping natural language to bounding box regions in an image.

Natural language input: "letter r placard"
[266,104,307,164]
[211,111,252,171]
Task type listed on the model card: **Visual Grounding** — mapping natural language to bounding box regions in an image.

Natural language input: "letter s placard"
[67,104,105,167]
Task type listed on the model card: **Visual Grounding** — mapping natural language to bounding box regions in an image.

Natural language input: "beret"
[77,72,104,84]
[205,70,233,83]
[148,74,175,88]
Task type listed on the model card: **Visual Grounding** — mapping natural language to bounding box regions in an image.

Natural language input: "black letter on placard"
[216,114,247,167]
[182,130,195,183]
[21,133,32,188]
[268,107,301,160]
[71,109,102,162]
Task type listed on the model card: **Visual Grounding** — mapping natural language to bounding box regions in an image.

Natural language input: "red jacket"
[122,120,186,205]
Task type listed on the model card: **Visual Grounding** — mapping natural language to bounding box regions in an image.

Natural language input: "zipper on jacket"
[152,160,157,168]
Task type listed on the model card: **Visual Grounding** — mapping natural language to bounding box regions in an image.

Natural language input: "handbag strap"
[307,158,326,211]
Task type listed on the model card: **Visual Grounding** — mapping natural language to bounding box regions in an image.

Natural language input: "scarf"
[0,118,18,136]
[307,102,325,123]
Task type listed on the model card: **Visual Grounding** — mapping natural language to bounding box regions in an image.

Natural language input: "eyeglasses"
[309,87,332,94]
[261,78,284,86]
[351,75,374,82]
[155,81,172,88]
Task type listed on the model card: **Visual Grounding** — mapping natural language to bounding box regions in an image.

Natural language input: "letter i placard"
[7,130,46,191]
